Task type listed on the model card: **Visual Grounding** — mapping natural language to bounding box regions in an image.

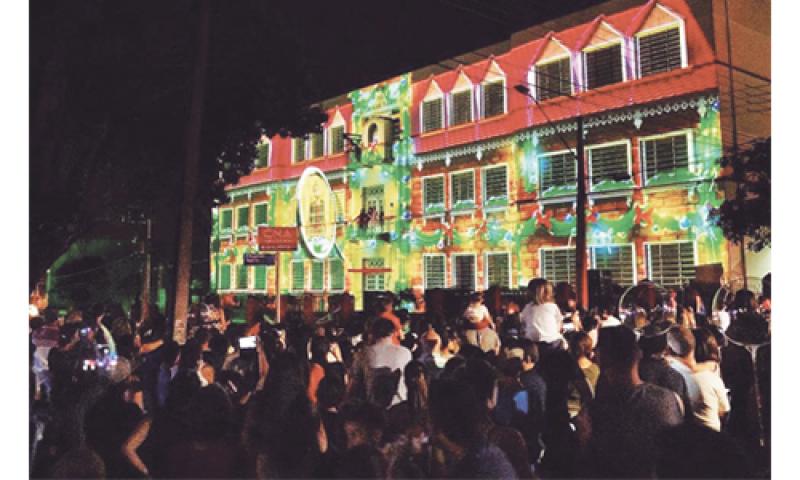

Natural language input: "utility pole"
[173,0,211,344]
[575,116,588,309]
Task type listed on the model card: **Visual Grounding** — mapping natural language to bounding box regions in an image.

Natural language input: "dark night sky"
[272,0,608,102]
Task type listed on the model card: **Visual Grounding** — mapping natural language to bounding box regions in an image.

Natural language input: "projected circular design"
[296,167,337,259]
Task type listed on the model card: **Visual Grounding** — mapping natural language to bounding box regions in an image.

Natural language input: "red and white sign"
[257,226,299,252]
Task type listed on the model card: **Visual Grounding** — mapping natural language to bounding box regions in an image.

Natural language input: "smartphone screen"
[239,336,257,350]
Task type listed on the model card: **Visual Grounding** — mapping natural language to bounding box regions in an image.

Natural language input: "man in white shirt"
[366,317,412,404]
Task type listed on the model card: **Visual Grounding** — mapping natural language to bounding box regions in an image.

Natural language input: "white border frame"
[449,168,476,216]
[481,164,510,211]
[291,259,306,293]
[582,22,628,89]
[422,173,446,219]
[586,139,633,192]
[423,253,448,289]
[639,129,695,186]
[309,259,325,293]
[538,246,577,283]
[252,201,270,228]
[531,51,573,101]
[451,252,478,291]
[484,251,512,289]
[328,258,345,293]
[589,243,638,286]
[538,148,577,193]
[420,80,445,133]
[480,60,507,118]
[634,5,688,79]
[644,240,698,286]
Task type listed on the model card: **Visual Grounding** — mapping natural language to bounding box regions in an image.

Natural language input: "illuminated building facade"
[210,0,768,309]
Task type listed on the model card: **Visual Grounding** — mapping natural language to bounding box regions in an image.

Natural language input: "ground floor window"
[486,252,511,288]
[291,260,305,292]
[219,264,231,290]
[540,247,576,285]
[236,264,249,290]
[453,254,476,290]
[424,254,446,289]
[253,265,267,290]
[590,244,636,286]
[364,258,385,291]
[311,260,325,292]
[646,241,696,287]
[329,258,345,291]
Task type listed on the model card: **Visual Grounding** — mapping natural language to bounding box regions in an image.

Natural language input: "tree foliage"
[711,138,771,251]
[30,0,326,289]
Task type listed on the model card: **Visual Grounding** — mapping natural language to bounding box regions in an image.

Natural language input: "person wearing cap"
[575,326,683,478]
[638,321,692,418]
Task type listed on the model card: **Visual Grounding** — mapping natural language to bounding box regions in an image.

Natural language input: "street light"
[513,83,588,309]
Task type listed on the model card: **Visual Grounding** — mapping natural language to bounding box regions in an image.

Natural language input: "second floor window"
[483,165,508,206]
[220,210,233,231]
[451,90,472,126]
[584,44,623,89]
[539,152,576,193]
[588,143,631,189]
[482,80,505,118]
[641,132,690,184]
[422,98,444,132]
[253,203,268,226]
[293,138,306,162]
[423,176,445,214]
[310,132,324,158]
[236,206,250,230]
[451,171,475,208]
[330,126,345,154]
[535,58,572,100]
[638,27,682,77]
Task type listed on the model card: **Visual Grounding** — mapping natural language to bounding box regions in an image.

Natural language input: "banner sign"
[257,226,299,252]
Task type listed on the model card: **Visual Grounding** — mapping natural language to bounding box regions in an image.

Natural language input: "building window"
[423,254,446,289]
[310,132,324,158]
[486,252,511,288]
[311,260,324,292]
[219,264,232,290]
[641,131,691,184]
[584,44,623,89]
[450,90,472,126]
[588,142,631,190]
[362,185,384,213]
[590,244,636,286]
[422,98,444,132]
[646,241,696,287]
[291,260,305,291]
[255,140,270,168]
[451,170,475,210]
[253,203,268,226]
[293,138,306,163]
[483,165,508,208]
[638,27,683,77]
[363,258,385,291]
[482,80,505,118]
[535,57,572,100]
[236,206,250,231]
[236,264,249,290]
[220,209,233,232]
[540,248,576,285]
[422,176,445,215]
[254,265,267,290]
[330,126,345,154]
[329,258,345,291]
[453,254,476,290]
[539,152,576,194]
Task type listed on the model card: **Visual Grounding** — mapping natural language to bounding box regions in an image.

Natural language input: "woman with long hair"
[692,328,730,432]
[520,279,566,357]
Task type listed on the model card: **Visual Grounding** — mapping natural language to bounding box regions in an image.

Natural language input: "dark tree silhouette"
[30,0,326,289]
[712,138,771,251]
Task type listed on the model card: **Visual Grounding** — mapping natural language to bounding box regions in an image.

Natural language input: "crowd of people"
[28,278,771,478]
